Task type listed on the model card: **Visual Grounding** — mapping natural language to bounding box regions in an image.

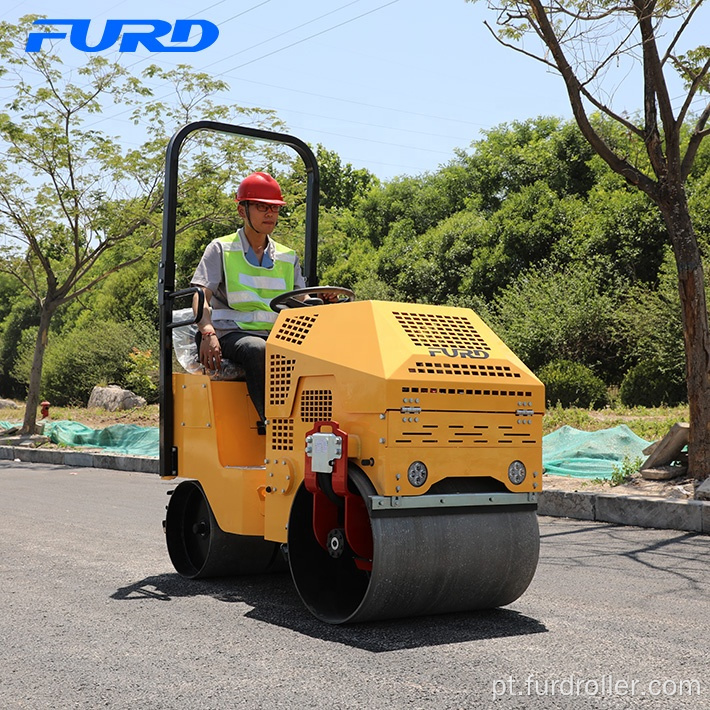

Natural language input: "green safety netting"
[542,424,652,479]
[42,420,159,457]
[3,419,652,476]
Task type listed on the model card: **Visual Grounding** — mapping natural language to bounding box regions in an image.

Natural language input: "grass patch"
[543,402,688,441]
[16,403,160,429]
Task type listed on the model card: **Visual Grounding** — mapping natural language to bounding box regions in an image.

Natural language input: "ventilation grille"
[393,311,491,351]
[403,386,533,397]
[273,313,319,346]
[408,362,521,378]
[300,389,333,422]
[270,418,294,451]
[393,424,538,446]
[269,354,296,406]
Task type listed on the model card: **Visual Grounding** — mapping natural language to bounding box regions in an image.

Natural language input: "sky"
[1,0,708,181]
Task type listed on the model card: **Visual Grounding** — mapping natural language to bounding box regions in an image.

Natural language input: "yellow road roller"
[158,122,544,624]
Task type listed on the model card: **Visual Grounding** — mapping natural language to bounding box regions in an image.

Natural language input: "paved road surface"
[1,462,707,709]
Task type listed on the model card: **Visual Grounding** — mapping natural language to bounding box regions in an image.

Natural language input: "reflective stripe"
[221,290,273,305]
[211,308,277,325]
[239,273,288,290]
[220,241,245,252]
[230,311,278,324]
[274,249,297,265]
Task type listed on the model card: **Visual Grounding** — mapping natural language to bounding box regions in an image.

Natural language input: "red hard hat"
[235,172,286,205]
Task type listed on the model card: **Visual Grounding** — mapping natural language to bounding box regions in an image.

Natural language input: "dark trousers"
[197,330,267,424]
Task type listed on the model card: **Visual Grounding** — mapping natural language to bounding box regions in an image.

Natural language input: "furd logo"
[428,347,490,359]
[25,19,219,53]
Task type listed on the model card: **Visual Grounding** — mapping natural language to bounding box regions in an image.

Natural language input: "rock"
[0,399,20,409]
[16,435,49,448]
[641,464,687,481]
[87,385,146,412]
[696,477,710,501]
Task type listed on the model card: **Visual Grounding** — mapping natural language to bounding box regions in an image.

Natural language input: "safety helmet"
[235,172,286,205]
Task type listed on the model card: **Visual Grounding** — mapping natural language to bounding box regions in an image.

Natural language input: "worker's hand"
[199,331,222,372]
[318,290,343,304]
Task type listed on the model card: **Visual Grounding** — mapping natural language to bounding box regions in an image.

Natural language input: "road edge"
[1,444,708,534]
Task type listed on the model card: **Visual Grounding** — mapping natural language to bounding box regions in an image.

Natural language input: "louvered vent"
[393,311,491,351]
[269,354,296,406]
[393,423,537,446]
[273,313,319,346]
[270,418,294,451]
[300,389,333,422]
[408,362,521,378]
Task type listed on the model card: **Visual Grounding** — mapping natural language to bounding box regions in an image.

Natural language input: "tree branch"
[526,0,659,198]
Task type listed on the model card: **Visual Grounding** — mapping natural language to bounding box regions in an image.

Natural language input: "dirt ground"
[543,472,698,500]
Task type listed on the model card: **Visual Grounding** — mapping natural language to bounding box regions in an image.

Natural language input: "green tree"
[460,117,596,212]
[471,0,710,485]
[0,17,284,431]
[315,144,378,210]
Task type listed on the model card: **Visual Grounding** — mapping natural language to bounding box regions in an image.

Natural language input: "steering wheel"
[270,286,355,312]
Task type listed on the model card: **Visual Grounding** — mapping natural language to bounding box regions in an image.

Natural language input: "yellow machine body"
[170,300,543,544]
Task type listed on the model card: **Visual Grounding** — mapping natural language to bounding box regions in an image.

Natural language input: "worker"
[191,171,306,434]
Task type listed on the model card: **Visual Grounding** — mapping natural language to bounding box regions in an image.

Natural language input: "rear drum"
[165,479,283,578]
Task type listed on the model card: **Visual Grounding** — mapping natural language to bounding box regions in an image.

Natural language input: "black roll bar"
[158,121,320,477]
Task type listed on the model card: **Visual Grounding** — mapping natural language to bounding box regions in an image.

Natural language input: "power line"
[265,104,472,142]
[199,0,363,72]
[120,1,273,74]
[227,76,489,127]
[286,123,457,156]
[220,0,400,74]
[188,0,232,18]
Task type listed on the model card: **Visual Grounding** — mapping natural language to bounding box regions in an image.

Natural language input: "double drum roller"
[159,122,543,624]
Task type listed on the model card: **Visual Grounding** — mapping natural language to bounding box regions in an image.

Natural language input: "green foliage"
[315,144,378,210]
[124,348,159,404]
[8,325,38,394]
[487,262,623,381]
[40,323,135,406]
[619,360,687,407]
[538,360,608,409]
[460,117,596,213]
[0,298,38,397]
[615,250,687,386]
[592,456,643,486]
[573,185,667,283]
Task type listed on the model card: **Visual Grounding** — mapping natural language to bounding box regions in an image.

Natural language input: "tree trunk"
[660,188,710,485]
[21,302,54,435]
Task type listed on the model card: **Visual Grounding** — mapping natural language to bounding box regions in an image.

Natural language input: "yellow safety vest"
[217,233,296,331]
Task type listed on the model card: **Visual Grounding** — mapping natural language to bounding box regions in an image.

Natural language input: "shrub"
[41,322,135,405]
[487,262,624,383]
[538,359,608,409]
[125,347,159,404]
[619,359,686,407]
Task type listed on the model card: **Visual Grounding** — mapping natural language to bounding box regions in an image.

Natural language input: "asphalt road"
[1,462,707,710]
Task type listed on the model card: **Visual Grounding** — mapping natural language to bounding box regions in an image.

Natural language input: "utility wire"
[220,0,400,74]
[199,0,363,71]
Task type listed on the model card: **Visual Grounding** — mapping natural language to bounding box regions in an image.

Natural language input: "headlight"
[508,460,526,485]
[407,460,428,487]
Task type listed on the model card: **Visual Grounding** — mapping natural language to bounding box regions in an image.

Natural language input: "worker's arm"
[193,287,222,371]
